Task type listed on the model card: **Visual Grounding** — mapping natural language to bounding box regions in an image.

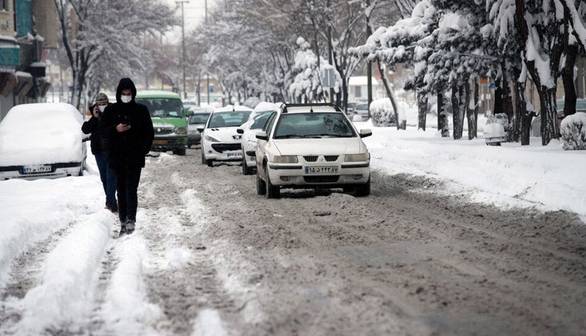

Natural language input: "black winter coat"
[102,101,154,169]
[81,106,110,155]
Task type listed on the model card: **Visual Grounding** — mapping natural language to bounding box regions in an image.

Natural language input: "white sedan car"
[255,104,371,198]
[0,103,86,180]
[199,105,252,167]
[237,110,277,175]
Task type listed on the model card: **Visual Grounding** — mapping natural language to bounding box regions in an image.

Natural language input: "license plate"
[227,152,241,158]
[153,140,168,145]
[305,166,339,174]
[22,164,52,174]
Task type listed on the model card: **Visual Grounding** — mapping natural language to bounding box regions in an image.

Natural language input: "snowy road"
[1,148,585,335]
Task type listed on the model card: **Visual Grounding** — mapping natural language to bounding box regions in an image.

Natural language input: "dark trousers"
[114,164,142,223]
[94,152,117,207]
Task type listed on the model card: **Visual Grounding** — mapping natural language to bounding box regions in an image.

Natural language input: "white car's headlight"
[272,155,298,164]
[205,135,220,142]
[344,153,369,162]
[175,127,187,135]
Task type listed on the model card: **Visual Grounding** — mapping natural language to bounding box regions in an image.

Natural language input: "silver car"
[187,112,211,147]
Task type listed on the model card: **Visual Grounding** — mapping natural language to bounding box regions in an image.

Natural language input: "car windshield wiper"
[304,134,353,138]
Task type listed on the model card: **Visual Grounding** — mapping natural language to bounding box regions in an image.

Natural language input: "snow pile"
[370,98,396,126]
[101,235,162,335]
[191,309,227,336]
[162,247,193,270]
[0,175,104,288]
[14,212,112,334]
[0,103,84,166]
[360,125,586,218]
[560,112,586,150]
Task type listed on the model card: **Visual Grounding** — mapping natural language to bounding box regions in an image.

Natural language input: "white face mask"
[98,105,106,112]
[121,95,132,103]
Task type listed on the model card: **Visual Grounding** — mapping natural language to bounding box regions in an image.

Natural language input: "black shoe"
[118,219,127,237]
[126,220,136,235]
[107,203,118,213]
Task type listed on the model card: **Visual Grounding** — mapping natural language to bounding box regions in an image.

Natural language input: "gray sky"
[164,0,217,41]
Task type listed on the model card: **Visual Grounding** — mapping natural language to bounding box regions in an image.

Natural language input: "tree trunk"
[538,86,559,145]
[466,80,478,140]
[416,89,427,131]
[437,90,449,137]
[563,44,578,117]
[511,80,526,143]
[376,60,401,129]
[520,81,535,146]
[452,83,464,140]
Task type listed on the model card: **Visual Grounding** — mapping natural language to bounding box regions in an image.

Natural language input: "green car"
[136,90,188,155]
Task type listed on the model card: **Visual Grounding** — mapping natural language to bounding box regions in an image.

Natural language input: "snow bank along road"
[1,148,585,335]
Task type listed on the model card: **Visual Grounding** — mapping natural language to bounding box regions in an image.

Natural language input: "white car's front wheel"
[354,178,371,197]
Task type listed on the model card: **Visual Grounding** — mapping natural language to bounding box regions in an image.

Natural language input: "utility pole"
[205,0,210,105]
[176,0,189,99]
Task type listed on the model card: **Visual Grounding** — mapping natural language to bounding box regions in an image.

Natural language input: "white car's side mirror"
[256,131,269,141]
[197,127,205,133]
[359,129,372,138]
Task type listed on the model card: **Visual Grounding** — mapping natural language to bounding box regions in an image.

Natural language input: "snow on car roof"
[253,102,280,113]
[214,105,253,113]
[0,103,84,166]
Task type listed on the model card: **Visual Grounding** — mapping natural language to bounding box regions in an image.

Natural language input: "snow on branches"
[289,37,341,102]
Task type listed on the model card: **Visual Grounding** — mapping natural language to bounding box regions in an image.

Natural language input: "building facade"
[0,0,57,121]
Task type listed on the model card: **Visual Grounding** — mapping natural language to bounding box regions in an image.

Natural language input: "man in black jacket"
[82,93,117,213]
[103,78,154,236]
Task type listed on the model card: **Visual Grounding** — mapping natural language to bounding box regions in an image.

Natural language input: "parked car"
[352,102,369,121]
[199,105,253,167]
[0,103,86,180]
[255,103,372,198]
[136,90,188,155]
[187,109,212,147]
[237,110,277,175]
[485,113,508,145]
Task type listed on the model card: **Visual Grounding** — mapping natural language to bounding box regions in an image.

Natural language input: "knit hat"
[95,93,109,105]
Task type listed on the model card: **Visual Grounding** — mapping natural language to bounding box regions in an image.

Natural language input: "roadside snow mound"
[560,112,586,150]
[370,98,396,127]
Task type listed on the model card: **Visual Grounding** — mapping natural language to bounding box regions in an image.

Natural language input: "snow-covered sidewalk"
[360,122,586,219]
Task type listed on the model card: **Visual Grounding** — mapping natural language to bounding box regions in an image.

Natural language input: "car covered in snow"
[0,103,87,180]
[199,105,253,167]
[237,102,280,175]
[485,113,508,146]
[136,90,188,155]
[187,108,212,147]
[255,103,372,198]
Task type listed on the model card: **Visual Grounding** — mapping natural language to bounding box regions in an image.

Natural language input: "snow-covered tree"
[54,0,176,108]
[289,37,341,102]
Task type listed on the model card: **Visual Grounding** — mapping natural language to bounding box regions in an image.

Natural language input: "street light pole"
[205,0,210,105]
[176,0,189,99]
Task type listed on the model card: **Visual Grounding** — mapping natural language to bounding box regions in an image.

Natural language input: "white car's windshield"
[273,113,356,139]
[251,112,275,130]
[208,111,251,128]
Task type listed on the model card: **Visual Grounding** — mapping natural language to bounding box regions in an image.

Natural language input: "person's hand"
[116,123,131,133]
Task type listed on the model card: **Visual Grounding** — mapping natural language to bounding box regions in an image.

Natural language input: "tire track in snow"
[136,153,241,335]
